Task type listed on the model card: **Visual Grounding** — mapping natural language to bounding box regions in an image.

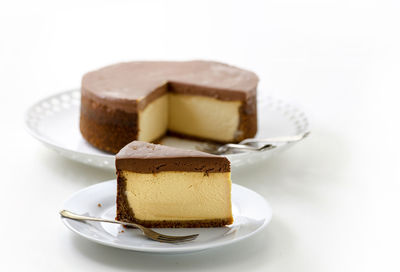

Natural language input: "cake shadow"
[70,217,293,271]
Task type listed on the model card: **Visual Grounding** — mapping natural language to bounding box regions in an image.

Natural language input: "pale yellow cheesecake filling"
[137,93,242,142]
[123,171,232,221]
[138,94,168,142]
[168,94,242,142]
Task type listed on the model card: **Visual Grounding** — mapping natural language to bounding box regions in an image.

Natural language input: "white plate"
[61,180,272,254]
[25,89,309,170]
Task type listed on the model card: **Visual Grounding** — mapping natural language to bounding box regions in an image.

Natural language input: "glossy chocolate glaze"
[82,60,259,113]
[116,141,230,173]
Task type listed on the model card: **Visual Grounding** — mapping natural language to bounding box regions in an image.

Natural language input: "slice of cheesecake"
[115,141,233,228]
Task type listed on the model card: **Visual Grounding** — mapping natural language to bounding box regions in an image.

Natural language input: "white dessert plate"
[61,180,272,254]
[25,89,309,170]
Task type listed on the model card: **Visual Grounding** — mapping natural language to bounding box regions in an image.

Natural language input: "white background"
[1,0,399,271]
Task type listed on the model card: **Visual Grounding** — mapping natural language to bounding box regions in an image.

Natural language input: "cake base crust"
[80,96,139,153]
[121,218,233,228]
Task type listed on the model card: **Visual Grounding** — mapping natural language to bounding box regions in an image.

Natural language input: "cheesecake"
[80,60,258,153]
[115,141,234,228]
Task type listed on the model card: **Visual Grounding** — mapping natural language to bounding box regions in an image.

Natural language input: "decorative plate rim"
[25,88,310,169]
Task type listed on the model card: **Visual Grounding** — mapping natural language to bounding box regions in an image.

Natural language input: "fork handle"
[239,131,310,145]
[60,210,140,229]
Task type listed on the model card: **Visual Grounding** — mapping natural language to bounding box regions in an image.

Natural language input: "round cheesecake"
[80,60,259,153]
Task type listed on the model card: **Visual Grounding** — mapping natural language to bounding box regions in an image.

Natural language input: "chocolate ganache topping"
[116,141,230,173]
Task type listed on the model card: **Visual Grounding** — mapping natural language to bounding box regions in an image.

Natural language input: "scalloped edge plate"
[61,180,272,253]
[25,89,309,169]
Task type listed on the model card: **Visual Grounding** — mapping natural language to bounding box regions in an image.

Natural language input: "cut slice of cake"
[115,141,234,228]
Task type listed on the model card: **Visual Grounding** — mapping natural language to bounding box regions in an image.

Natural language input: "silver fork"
[60,210,199,243]
[196,131,310,155]
[239,131,310,145]
[199,143,276,155]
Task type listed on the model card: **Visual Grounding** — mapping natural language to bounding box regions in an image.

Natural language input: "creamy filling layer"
[123,171,232,221]
[168,94,241,142]
[137,93,241,142]
[138,94,168,142]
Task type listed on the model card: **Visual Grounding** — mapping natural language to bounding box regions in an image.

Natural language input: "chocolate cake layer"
[116,141,230,173]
